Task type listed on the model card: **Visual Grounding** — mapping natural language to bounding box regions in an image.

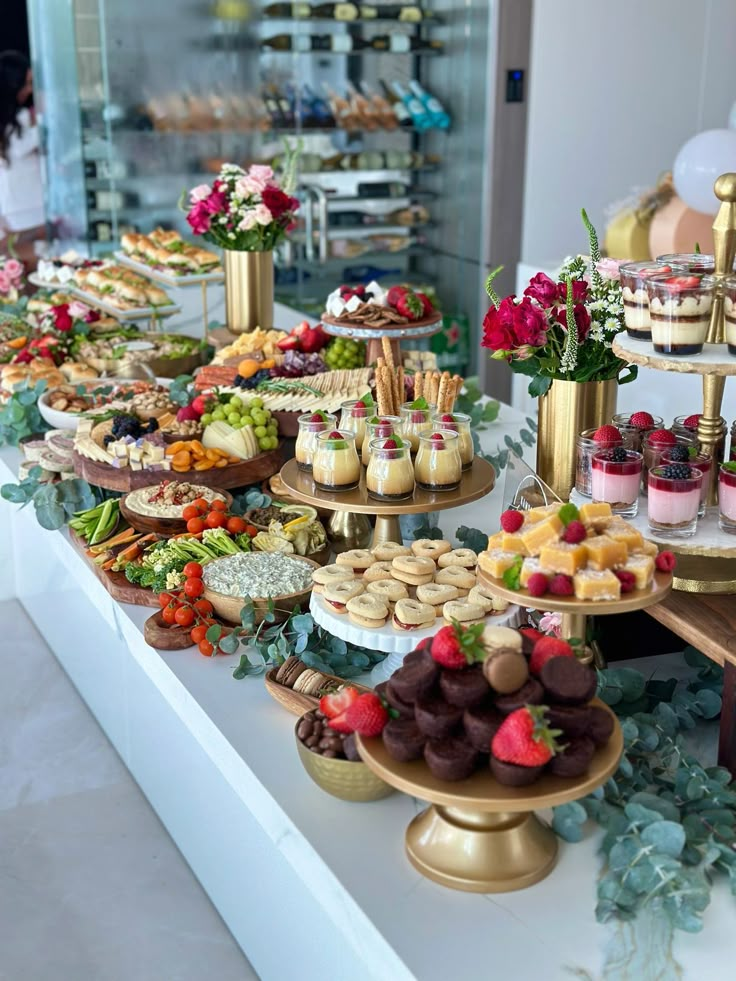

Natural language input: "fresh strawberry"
[529,637,575,675]
[396,292,424,321]
[383,438,398,449]
[386,285,409,307]
[415,291,434,317]
[500,509,524,533]
[664,275,700,290]
[548,574,574,596]
[526,573,548,598]
[562,520,586,544]
[648,428,676,446]
[344,692,389,737]
[629,411,654,428]
[292,320,311,336]
[319,686,360,719]
[519,626,544,647]
[491,705,562,767]
[191,395,208,417]
[430,622,486,670]
[299,324,328,353]
[593,424,622,443]
[655,550,677,572]
[683,414,701,429]
[277,335,299,352]
[328,710,353,734]
[614,570,636,593]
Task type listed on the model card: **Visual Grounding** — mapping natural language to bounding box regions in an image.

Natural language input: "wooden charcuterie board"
[68,528,160,608]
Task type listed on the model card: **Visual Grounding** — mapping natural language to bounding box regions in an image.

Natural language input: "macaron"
[346,593,389,628]
[482,625,522,656]
[322,579,365,614]
[437,548,478,569]
[335,549,376,575]
[275,655,308,688]
[363,560,396,583]
[311,564,355,594]
[391,555,436,586]
[372,541,411,562]
[442,599,486,626]
[393,598,436,631]
[292,668,326,696]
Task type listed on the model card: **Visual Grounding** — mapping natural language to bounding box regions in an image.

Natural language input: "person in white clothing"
[0,50,45,271]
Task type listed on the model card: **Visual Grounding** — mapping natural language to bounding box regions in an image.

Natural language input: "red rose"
[187,200,211,235]
[557,279,588,303]
[481,297,517,351]
[555,303,591,341]
[262,185,299,221]
[204,189,228,215]
[523,272,558,308]
[512,296,548,347]
[53,304,73,332]
[85,309,101,324]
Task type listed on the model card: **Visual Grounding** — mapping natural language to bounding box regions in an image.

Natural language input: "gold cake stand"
[278,457,495,549]
[477,568,672,643]
[357,700,622,894]
[321,314,443,368]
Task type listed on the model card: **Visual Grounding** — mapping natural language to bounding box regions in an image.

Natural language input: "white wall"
[520,0,736,268]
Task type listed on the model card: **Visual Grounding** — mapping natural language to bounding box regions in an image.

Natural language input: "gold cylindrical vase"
[223,249,274,334]
[536,379,617,501]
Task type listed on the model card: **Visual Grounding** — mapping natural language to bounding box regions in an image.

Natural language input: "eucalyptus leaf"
[641,821,686,858]
[218,632,240,655]
[551,801,587,842]
[206,624,223,644]
[291,613,314,635]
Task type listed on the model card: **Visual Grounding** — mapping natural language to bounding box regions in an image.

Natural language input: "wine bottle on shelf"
[371,35,443,53]
[360,81,398,130]
[262,88,285,128]
[311,2,361,18]
[323,84,361,130]
[345,81,380,130]
[409,80,450,129]
[355,181,410,198]
[302,84,336,127]
[263,2,311,15]
[390,80,432,130]
[375,4,433,22]
[379,79,413,128]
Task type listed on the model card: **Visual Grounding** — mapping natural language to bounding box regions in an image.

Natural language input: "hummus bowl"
[119,482,232,534]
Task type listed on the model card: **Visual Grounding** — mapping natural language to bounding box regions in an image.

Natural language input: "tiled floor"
[0,599,258,981]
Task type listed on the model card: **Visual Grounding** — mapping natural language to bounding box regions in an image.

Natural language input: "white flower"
[253,203,273,226]
[604,317,620,332]
[228,231,236,239]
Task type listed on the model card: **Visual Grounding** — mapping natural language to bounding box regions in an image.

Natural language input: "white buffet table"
[2,402,734,980]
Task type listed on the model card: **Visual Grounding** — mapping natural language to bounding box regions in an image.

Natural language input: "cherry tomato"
[193,598,213,616]
[190,623,208,645]
[184,577,204,598]
[244,524,258,538]
[161,604,178,625]
[210,499,228,512]
[182,504,200,522]
[226,516,247,535]
[192,497,209,513]
[158,591,176,608]
[183,561,203,579]
[174,605,195,627]
[206,510,226,529]
[187,516,205,534]
[198,639,215,657]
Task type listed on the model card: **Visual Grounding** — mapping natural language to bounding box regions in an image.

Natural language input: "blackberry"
[609,446,627,463]
[661,463,691,480]
[667,444,690,463]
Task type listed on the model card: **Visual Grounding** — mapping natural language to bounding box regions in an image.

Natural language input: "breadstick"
[445,376,458,413]
[397,365,405,409]
[415,370,424,400]
[376,366,392,416]
[437,371,450,414]
[381,337,400,411]
[429,371,440,407]
[381,335,394,371]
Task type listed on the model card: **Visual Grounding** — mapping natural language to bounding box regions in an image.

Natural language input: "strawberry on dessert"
[593,425,622,443]
[529,637,575,676]
[647,429,676,446]
[683,414,701,429]
[490,705,562,786]
[430,622,486,670]
[629,411,654,428]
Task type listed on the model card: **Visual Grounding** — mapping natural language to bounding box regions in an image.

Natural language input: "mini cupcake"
[382,719,426,763]
[424,737,479,781]
[415,693,463,739]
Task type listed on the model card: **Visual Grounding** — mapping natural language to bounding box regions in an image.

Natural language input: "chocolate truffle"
[382,719,426,762]
[540,657,597,705]
[343,733,361,762]
[549,736,595,778]
[414,693,463,739]
[490,756,544,786]
[389,649,440,702]
[587,705,615,746]
[546,704,594,740]
[463,703,505,752]
[424,737,479,781]
[494,678,545,715]
[384,680,417,719]
[439,664,489,708]
[483,651,529,694]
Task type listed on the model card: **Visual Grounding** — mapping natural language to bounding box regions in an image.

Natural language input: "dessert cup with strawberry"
[642,429,695,496]
[655,253,716,275]
[725,276,736,356]
[312,429,361,492]
[619,261,680,340]
[399,400,433,453]
[647,463,703,538]
[611,411,663,452]
[718,463,736,533]
[295,410,337,471]
[431,411,474,469]
[414,431,462,491]
[365,435,415,501]
[591,449,643,517]
[662,444,711,516]
[339,398,371,450]
[646,274,715,355]
[362,415,401,466]
[576,424,631,497]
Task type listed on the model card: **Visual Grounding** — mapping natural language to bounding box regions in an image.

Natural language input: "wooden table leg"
[718,660,736,776]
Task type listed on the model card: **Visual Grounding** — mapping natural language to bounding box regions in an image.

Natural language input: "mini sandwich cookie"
[346,593,389,628]
[467,584,494,613]
[292,669,326,696]
[411,538,452,560]
[311,564,355,594]
[274,655,308,688]
[416,581,459,617]
[322,579,365,614]
[443,599,487,626]
[391,555,436,586]
[335,548,376,576]
[366,578,409,607]
[434,565,476,595]
[437,547,478,569]
[393,598,436,631]
[363,560,396,583]
[372,541,411,562]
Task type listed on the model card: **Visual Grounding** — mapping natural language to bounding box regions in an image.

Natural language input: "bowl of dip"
[201,551,320,624]
[119,481,231,534]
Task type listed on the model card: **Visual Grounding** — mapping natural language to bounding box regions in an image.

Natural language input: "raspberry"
[683,414,701,429]
[548,574,574,596]
[630,411,654,428]
[666,445,690,463]
[383,438,398,449]
[614,570,637,593]
[593,425,622,443]
[526,573,549,597]
[441,413,455,422]
[648,428,676,446]
[609,447,628,463]
[430,432,445,441]
[562,520,586,544]
[655,550,677,573]
[500,509,524,533]
[661,463,691,480]
[328,430,342,439]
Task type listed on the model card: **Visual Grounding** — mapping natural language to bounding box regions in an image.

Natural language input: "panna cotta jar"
[618,261,681,340]
[647,464,703,538]
[718,463,736,533]
[591,449,643,517]
[414,430,462,491]
[366,437,415,501]
[399,401,433,453]
[312,429,361,492]
[339,399,370,450]
[362,415,401,466]
[662,448,711,516]
[295,411,337,471]
[431,411,474,469]
[645,274,715,356]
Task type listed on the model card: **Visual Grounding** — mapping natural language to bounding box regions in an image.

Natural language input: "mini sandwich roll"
[391,555,436,586]
[366,579,409,606]
[311,564,355,594]
[443,599,487,627]
[335,548,376,575]
[416,581,459,615]
[434,566,476,593]
[392,598,436,631]
[411,538,452,560]
[437,548,478,569]
[322,579,365,614]
[363,560,397,583]
[346,593,389,628]
[372,541,411,562]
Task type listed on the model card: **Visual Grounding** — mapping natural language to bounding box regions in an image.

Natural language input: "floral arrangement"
[0,252,25,307]
[10,301,97,366]
[481,210,636,397]
[184,156,300,253]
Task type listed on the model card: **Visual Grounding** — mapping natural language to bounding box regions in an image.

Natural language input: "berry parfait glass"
[591,449,643,517]
[641,429,696,496]
[576,424,632,498]
[718,462,736,533]
[647,463,703,538]
[662,444,711,516]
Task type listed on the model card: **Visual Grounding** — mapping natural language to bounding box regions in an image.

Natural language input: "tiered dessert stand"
[612,172,736,592]
[357,704,623,893]
[321,313,443,368]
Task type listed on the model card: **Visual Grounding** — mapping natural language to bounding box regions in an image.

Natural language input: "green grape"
[254,425,267,438]
[269,435,279,449]
[262,409,271,421]
[212,407,226,421]
[200,413,213,425]
[258,436,271,451]
[250,397,264,409]
[241,414,254,426]
[252,411,267,426]
[229,396,243,409]
[227,413,241,426]
[267,423,278,436]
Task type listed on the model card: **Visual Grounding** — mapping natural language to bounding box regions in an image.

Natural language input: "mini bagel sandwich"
[434,566,476,594]
[416,581,460,616]
[372,541,411,562]
[346,593,390,628]
[411,538,452,560]
[363,560,396,583]
[312,564,356,594]
[392,598,436,631]
[437,547,478,569]
[322,579,365,614]
[391,555,436,586]
[442,599,487,627]
[366,579,409,606]
[335,548,376,576]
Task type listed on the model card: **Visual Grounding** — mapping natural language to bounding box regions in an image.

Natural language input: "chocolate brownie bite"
[384,679,417,719]
[439,664,489,708]
[382,719,426,762]
[490,756,544,786]
[389,649,440,702]
[414,693,463,739]
[549,736,595,778]
[546,704,594,739]
[463,703,505,752]
[424,737,479,781]
[494,678,544,715]
[540,657,597,705]
[587,705,615,746]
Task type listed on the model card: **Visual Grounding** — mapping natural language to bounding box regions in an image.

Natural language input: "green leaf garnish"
[502,555,523,590]
[409,396,429,410]
[721,461,736,474]
[688,446,698,459]
[558,502,579,526]
[359,391,374,407]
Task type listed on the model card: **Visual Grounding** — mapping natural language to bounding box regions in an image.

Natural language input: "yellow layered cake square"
[520,557,545,588]
[606,521,644,552]
[622,553,655,590]
[478,549,520,579]
[578,501,613,532]
[486,532,505,551]
[634,539,659,558]
[519,514,563,556]
[584,535,628,570]
[539,541,589,576]
[525,503,561,524]
[501,530,528,555]
[573,569,622,601]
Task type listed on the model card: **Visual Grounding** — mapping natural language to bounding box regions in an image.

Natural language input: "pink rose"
[523,272,558,308]
[512,296,548,347]
[557,279,588,304]
[555,303,591,341]
[204,188,228,215]
[68,300,90,319]
[189,183,211,203]
[187,201,212,235]
[253,203,273,226]
[4,258,23,281]
[249,164,274,183]
[238,211,258,232]
[236,175,266,197]
[0,271,11,293]
[596,257,629,281]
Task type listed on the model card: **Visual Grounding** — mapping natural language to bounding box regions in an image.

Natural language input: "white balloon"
[729,100,736,131]
[673,129,736,215]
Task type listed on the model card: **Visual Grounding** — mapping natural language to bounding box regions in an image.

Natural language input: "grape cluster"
[667,444,690,463]
[661,463,692,479]
[233,369,271,390]
[324,337,366,370]
[104,413,158,445]
[201,395,279,451]
[270,351,327,378]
